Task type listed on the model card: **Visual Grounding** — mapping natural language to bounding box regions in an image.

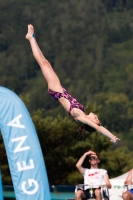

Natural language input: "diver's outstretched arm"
[75,115,120,144]
[25,24,63,92]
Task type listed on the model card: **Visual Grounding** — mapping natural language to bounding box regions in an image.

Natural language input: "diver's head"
[86,112,101,125]
[84,112,101,132]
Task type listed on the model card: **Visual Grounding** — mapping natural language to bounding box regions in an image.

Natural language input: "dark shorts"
[78,188,96,199]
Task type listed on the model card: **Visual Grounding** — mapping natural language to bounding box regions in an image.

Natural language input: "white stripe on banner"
[0,170,4,200]
[0,87,51,200]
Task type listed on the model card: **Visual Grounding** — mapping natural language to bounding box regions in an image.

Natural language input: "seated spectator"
[122,169,133,200]
[75,150,111,200]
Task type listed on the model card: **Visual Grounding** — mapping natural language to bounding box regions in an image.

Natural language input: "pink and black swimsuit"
[48,87,84,117]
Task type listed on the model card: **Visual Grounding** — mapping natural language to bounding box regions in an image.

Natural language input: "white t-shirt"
[83,168,107,190]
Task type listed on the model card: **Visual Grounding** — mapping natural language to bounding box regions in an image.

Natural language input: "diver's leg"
[26,24,63,92]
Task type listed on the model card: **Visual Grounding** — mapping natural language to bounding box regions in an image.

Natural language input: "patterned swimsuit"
[48,87,84,117]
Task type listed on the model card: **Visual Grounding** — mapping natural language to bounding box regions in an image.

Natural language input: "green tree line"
[0,0,133,185]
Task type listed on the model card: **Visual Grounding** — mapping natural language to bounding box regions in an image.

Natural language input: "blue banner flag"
[0,170,4,200]
[0,87,51,200]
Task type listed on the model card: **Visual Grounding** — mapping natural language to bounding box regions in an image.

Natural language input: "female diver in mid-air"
[26,24,120,144]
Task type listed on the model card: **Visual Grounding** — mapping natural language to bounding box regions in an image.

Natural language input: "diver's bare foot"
[25,24,35,40]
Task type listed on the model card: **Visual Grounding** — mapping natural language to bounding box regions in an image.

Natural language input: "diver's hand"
[110,136,120,145]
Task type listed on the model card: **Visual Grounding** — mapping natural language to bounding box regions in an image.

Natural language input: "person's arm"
[76,150,96,174]
[104,173,112,189]
[124,169,133,185]
[75,115,120,144]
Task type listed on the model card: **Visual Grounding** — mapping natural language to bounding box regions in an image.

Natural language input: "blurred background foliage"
[0,0,133,185]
